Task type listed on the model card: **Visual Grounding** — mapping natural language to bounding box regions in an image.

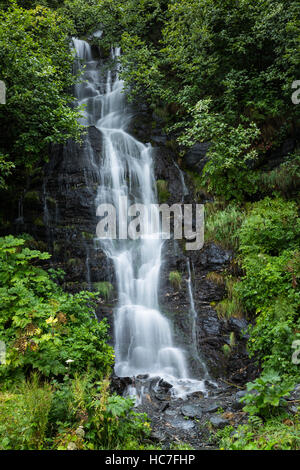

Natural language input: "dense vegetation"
[0,0,299,451]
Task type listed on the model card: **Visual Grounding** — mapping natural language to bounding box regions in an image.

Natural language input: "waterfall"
[72,39,207,394]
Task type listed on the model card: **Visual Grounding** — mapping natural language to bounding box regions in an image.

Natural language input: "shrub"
[240,371,294,419]
[246,298,300,376]
[205,203,245,250]
[169,271,182,290]
[156,179,170,203]
[217,417,300,450]
[0,374,53,450]
[93,282,114,300]
[239,198,300,256]
[216,278,244,320]
[0,236,114,380]
[259,152,300,197]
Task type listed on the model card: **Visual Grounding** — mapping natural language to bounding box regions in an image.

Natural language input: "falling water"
[72,39,207,394]
[186,260,210,379]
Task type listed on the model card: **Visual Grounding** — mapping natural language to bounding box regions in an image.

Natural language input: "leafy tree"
[0,3,82,180]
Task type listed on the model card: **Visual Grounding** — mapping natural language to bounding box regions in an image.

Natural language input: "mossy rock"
[24,191,40,204]
[46,196,57,208]
[67,258,80,267]
[81,231,94,240]
[33,217,45,227]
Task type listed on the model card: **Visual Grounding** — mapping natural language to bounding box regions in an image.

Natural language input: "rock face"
[184,142,211,172]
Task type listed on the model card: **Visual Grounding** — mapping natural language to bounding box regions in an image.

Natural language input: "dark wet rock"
[204,380,219,390]
[202,316,221,336]
[155,392,171,402]
[288,405,299,415]
[164,409,177,417]
[110,375,132,395]
[203,404,220,414]
[210,416,229,429]
[168,416,195,431]
[151,430,167,442]
[231,400,244,411]
[196,243,233,268]
[181,404,203,419]
[288,384,300,401]
[158,379,173,391]
[137,374,149,380]
[160,403,169,413]
[152,146,189,205]
[259,138,297,171]
[184,142,211,172]
[190,391,205,399]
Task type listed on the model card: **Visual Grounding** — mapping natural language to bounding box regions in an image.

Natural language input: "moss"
[93,282,113,300]
[81,231,94,240]
[53,242,61,255]
[216,297,244,320]
[222,344,231,358]
[46,196,57,208]
[67,258,79,267]
[33,217,44,227]
[156,179,170,203]
[206,271,225,287]
[169,271,182,290]
[24,191,40,204]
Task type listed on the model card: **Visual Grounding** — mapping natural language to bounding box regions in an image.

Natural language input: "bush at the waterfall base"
[0,235,114,381]
[0,235,153,450]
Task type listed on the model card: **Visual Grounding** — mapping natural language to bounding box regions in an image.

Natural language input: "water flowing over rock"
[72,39,207,393]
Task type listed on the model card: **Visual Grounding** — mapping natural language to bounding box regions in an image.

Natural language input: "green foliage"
[0,373,53,450]
[169,271,182,290]
[239,198,300,256]
[217,416,300,450]
[233,198,300,377]
[216,277,244,320]
[156,179,170,203]
[115,0,300,200]
[0,236,114,379]
[205,202,245,250]
[259,152,300,198]
[93,282,113,300]
[0,372,152,450]
[0,153,14,189]
[178,101,261,200]
[0,3,82,178]
[241,371,294,419]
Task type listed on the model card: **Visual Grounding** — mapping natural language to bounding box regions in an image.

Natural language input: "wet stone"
[203,404,220,414]
[210,416,229,429]
[181,404,203,419]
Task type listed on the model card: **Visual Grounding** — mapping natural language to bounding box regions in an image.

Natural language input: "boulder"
[210,416,229,429]
[181,404,203,419]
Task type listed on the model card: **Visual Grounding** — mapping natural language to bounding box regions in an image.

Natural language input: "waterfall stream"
[73,39,206,396]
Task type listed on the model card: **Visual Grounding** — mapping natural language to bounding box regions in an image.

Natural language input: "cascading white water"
[72,39,207,394]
